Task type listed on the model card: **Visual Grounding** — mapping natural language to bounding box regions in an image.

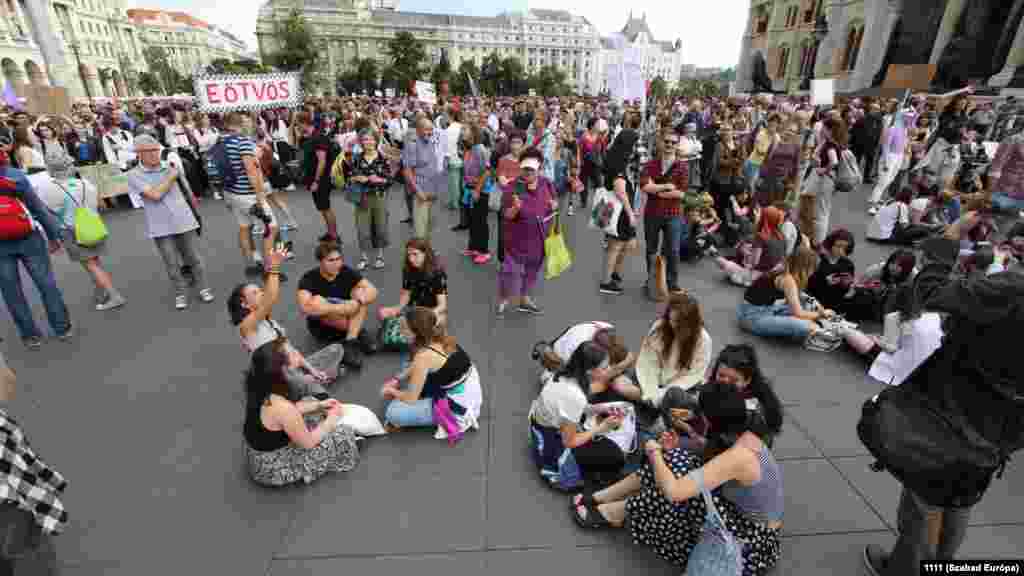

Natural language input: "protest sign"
[415,81,436,105]
[194,72,302,113]
[811,79,834,106]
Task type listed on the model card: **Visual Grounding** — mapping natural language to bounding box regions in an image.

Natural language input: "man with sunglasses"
[639,130,688,298]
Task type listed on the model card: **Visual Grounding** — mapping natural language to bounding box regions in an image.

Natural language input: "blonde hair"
[785,245,819,290]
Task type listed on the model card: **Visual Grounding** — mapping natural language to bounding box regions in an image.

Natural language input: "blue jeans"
[644,214,683,287]
[385,398,434,428]
[737,301,813,341]
[0,232,71,340]
[991,192,1024,213]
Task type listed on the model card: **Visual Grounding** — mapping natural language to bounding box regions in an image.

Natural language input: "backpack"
[834,148,863,192]
[0,176,33,241]
[857,268,1024,507]
[208,136,237,190]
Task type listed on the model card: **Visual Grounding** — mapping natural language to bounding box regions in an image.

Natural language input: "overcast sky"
[124,0,748,67]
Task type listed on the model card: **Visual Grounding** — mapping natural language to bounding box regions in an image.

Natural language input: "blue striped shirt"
[224,134,256,194]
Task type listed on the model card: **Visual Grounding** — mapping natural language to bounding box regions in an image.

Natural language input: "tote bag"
[57,181,108,247]
[543,213,572,280]
[685,470,745,576]
[589,187,623,236]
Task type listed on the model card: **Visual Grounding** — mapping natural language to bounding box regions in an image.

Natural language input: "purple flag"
[1,81,21,111]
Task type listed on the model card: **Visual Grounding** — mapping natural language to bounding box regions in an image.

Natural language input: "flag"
[1,81,20,111]
[467,71,478,98]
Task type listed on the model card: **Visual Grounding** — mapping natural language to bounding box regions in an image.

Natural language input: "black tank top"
[421,345,472,400]
[744,273,786,306]
[244,397,290,452]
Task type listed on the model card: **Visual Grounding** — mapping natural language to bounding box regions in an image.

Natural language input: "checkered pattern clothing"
[0,410,68,534]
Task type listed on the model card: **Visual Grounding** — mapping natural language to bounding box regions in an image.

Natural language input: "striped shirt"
[224,133,257,195]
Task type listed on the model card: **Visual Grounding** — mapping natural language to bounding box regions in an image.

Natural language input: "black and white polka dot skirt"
[625,448,782,575]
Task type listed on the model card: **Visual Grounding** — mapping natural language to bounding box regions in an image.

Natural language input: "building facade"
[595,12,684,95]
[2,0,146,99]
[737,0,1024,95]
[128,9,251,79]
[256,0,604,95]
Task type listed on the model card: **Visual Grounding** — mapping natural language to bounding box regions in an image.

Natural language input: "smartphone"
[274,239,285,253]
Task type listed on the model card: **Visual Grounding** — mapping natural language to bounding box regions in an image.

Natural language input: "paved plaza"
[2,184,1021,575]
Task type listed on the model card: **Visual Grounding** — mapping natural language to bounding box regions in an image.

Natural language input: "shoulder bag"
[684,468,745,576]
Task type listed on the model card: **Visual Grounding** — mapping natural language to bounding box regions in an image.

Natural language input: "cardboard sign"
[193,72,302,113]
[882,64,937,90]
[811,79,834,106]
[415,81,436,105]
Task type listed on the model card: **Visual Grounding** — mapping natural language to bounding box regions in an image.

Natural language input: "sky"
[124,0,748,68]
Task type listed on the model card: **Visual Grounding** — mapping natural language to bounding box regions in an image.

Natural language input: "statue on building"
[934,0,1024,90]
[750,51,773,93]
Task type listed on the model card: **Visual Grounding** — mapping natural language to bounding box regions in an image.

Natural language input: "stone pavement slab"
[0,182,1017,575]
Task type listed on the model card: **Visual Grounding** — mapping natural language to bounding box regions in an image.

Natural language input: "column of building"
[735,5,755,92]
[990,20,1024,87]
[928,0,967,65]
[850,0,903,89]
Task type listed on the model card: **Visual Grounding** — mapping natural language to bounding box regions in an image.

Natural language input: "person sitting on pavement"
[229,247,345,401]
[379,237,448,328]
[634,292,712,407]
[535,321,642,403]
[296,240,379,370]
[243,341,359,487]
[570,384,783,575]
[529,342,629,490]
[381,307,482,439]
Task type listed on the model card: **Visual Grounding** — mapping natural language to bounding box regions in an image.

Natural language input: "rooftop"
[126,8,210,29]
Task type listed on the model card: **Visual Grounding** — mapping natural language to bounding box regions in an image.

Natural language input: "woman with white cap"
[38,152,126,311]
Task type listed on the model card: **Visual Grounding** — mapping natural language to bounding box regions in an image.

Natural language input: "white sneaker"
[198,288,215,303]
[96,294,126,311]
[175,295,188,310]
[213,192,223,200]
[868,204,879,215]
[567,203,575,216]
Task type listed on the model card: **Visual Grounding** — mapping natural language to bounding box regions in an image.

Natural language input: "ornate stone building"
[256,0,604,95]
[736,0,1024,94]
[596,12,684,94]
[2,0,146,99]
[128,9,251,78]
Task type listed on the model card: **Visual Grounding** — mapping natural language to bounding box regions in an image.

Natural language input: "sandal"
[569,492,597,511]
[357,256,368,271]
[572,501,614,530]
[373,256,385,269]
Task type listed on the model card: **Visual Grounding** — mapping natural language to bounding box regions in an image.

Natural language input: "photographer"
[126,135,214,311]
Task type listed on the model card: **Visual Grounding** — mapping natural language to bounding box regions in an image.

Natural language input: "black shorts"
[311,179,331,211]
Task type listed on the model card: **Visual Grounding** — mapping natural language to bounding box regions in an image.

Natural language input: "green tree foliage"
[528,64,569,97]
[354,57,380,92]
[480,52,502,95]
[264,9,318,89]
[431,49,451,87]
[385,31,427,95]
[142,46,174,95]
[671,78,722,101]
[454,58,480,96]
[137,71,161,96]
[648,76,668,105]
[208,58,270,75]
[498,56,526,96]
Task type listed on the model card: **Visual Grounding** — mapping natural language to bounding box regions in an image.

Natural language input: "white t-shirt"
[529,372,589,429]
[868,313,944,386]
[551,321,614,363]
[868,201,908,240]
[35,177,99,229]
[444,122,462,159]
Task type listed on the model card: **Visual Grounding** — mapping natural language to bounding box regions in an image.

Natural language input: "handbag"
[684,469,745,576]
[377,316,408,351]
[651,254,670,302]
[487,177,502,212]
[588,187,623,237]
[543,213,572,280]
[57,181,108,247]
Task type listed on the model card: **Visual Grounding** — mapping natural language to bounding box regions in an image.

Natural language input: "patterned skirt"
[246,414,359,487]
[625,448,782,575]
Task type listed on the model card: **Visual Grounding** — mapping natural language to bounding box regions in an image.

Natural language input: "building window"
[785,6,799,28]
[799,41,814,76]
[841,25,864,71]
[777,44,790,78]
[804,0,818,24]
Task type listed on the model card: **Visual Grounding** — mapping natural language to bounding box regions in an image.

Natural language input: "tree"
[499,56,526,96]
[480,52,502,95]
[528,64,569,97]
[385,31,427,95]
[264,9,318,89]
[431,49,451,87]
[648,76,668,105]
[137,71,161,96]
[142,46,174,95]
[671,78,722,101]
[352,57,380,94]
[207,58,270,76]
[455,58,480,96]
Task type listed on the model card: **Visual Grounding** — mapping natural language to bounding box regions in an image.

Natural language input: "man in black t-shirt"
[297,241,379,369]
[298,112,339,243]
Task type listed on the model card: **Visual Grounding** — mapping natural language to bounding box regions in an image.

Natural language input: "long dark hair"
[655,292,704,372]
[555,341,607,395]
[227,283,252,326]
[700,384,751,456]
[708,344,783,440]
[881,249,917,285]
[245,341,290,411]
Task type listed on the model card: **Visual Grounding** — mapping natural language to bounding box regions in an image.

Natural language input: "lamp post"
[800,13,829,91]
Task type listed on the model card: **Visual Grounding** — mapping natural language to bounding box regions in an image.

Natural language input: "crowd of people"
[0,85,1021,575]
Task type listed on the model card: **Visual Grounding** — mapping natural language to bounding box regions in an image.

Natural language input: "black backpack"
[857,270,1024,507]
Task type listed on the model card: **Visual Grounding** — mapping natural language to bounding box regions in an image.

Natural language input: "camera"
[249,203,273,238]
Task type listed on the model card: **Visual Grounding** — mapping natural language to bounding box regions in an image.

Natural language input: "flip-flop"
[568,492,596,511]
[572,500,614,530]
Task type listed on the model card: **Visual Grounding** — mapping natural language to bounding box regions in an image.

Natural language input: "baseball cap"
[519,157,541,171]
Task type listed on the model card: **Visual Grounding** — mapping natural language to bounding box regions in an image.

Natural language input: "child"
[723,186,757,247]
[686,192,722,259]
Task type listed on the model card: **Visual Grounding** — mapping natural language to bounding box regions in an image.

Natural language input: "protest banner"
[193,72,302,113]
[811,79,834,106]
[415,81,436,104]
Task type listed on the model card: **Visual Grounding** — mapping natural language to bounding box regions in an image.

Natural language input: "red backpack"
[0,176,34,241]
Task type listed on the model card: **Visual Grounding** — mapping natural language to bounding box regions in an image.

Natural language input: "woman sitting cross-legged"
[381,307,482,440]
[229,248,345,401]
[737,245,834,343]
[243,341,359,487]
[379,238,448,328]
[715,206,788,287]
[570,384,783,575]
[634,291,712,407]
[697,344,784,449]
[807,228,857,313]
[529,342,630,489]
